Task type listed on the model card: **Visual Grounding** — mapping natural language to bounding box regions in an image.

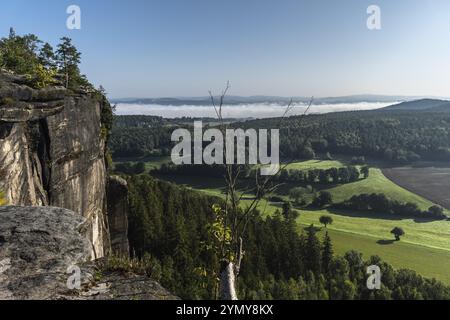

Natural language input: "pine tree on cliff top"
[56,37,81,89]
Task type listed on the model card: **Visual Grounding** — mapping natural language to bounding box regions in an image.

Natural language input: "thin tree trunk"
[220,262,238,300]
[219,237,244,300]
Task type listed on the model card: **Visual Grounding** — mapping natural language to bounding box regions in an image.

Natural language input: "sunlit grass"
[137,158,450,283]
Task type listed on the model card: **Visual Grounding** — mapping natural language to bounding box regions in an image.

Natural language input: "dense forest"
[109,116,173,157]
[110,109,450,163]
[153,163,366,185]
[126,174,450,300]
[241,110,450,163]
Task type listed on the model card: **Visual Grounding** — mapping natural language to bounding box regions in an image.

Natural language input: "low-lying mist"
[115,102,398,119]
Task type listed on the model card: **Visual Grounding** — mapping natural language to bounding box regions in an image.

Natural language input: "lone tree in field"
[319,215,333,228]
[390,227,405,241]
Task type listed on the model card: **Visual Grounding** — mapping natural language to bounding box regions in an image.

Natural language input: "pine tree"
[56,37,81,88]
[304,224,321,275]
[39,42,56,69]
[321,231,333,276]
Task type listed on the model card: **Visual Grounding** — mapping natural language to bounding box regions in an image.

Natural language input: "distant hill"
[111,94,428,106]
[382,99,450,111]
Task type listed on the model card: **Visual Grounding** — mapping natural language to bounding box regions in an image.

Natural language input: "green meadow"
[134,158,450,284]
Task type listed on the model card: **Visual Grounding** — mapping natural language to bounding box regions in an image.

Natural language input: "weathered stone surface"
[59,265,179,300]
[0,206,178,300]
[0,123,48,206]
[0,73,65,122]
[0,72,65,100]
[107,175,130,256]
[0,206,91,300]
[81,273,179,300]
[46,94,108,259]
[0,71,108,259]
[0,100,64,122]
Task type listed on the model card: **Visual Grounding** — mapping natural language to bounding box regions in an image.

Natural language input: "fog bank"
[115,102,398,119]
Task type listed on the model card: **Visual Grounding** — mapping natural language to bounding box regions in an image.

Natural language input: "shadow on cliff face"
[0,122,14,139]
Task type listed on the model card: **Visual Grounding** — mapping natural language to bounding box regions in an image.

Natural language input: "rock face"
[0,71,177,300]
[0,206,178,300]
[0,206,91,300]
[45,93,108,258]
[77,272,178,300]
[0,72,108,258]
[107,176,130,256]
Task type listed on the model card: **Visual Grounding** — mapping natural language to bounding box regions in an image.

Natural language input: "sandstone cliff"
[0,71,175,300]
[107,175,130,256]
[0,71,108,258]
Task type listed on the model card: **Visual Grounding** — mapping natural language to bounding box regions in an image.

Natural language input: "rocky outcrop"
[0,72,65,122]
[0,71,178,300]
[0,71,108,258]
[0,206,178,300]
[0,206,91,300]
[107,176,130,256]
[77,273,178,300]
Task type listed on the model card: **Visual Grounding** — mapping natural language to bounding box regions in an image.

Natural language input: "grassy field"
[126,157,450,283]
[313,228,450,284]
[284,159,346,170]
[328,168,438,210]
[298,209,450,252]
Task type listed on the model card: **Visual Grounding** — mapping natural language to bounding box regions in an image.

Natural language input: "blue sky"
[1,0,450,98]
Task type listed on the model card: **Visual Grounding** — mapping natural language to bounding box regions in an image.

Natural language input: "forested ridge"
[110,109,450,163]
[109,116,172,157]
[240,110,450,163]
[126,174,450,300]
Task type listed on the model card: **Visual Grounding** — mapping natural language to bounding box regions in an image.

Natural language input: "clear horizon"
[2,0,450,98]
[111,94,450,100]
